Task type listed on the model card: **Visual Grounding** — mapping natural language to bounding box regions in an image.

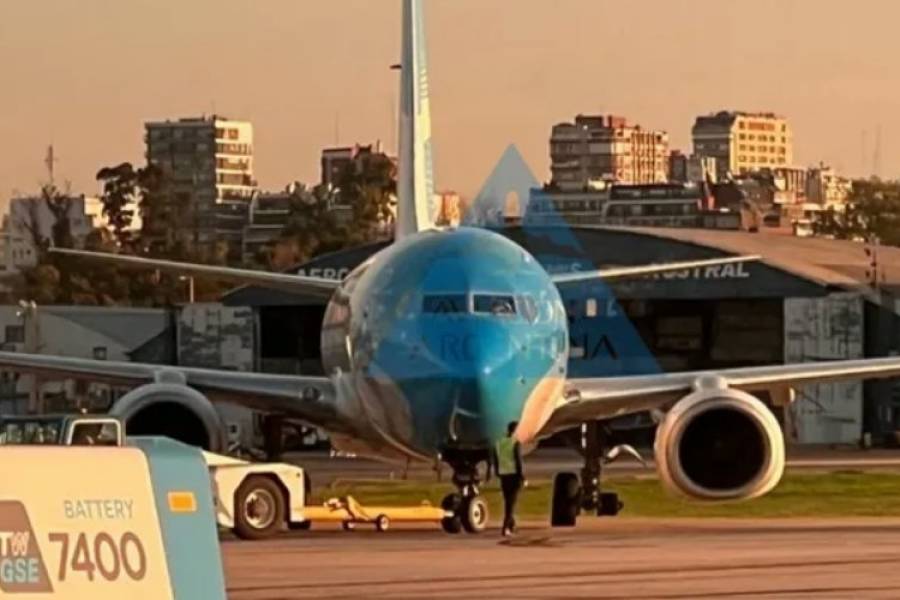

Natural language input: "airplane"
[4,0,900,535]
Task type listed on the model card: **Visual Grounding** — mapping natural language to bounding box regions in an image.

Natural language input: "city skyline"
[2,0,898,206]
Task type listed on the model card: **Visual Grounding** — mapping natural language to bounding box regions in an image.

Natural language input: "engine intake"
[110,382,226,453]
[654,387,785,501]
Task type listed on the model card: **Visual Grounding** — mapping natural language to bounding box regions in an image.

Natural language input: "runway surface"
[224,518,900,599]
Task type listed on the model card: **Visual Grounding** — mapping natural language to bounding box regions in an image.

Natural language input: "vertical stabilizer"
[395,0,436,239]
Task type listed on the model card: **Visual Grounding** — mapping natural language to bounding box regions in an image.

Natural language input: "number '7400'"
[48,532,147,582]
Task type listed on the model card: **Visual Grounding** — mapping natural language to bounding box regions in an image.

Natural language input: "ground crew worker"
[493,421,525,537]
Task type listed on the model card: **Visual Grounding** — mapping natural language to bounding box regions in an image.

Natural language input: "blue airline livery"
[7,0,900,532]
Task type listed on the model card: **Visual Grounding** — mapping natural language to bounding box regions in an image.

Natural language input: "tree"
[267,155,397,270]
[15,183,77,303]
[42,183,76,303]
[12,147,401,305]
[43,184,75,250]
[11,173,202,306]
[270,184,343,269]
[96,163,138,248]
[135,163,175,255]
[336,152,397,246]
[20,264,61,305]
[94,162,182,258]
[815,179,900,246]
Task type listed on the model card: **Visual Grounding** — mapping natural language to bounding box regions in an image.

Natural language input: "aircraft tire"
[441,515,463,534]
[551,472,580,527]
[461,495,489,534]
[441,492,463,512]
[441,493,464,533]
[598,492,623,517]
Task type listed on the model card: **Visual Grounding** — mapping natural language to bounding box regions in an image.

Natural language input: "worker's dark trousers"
[500,475,523,532]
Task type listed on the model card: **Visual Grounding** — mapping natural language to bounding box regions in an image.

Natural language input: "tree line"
[11,153,396,306]
[814,179,900,247]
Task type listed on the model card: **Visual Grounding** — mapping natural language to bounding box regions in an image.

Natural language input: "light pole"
[390,63,401,156]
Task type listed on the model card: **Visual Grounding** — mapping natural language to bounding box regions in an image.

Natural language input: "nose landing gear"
[441,490,489,533]
[441,450,490,534]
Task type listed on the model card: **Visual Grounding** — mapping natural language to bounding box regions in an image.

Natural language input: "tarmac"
[223,449,900,598]
[223,518,900,599]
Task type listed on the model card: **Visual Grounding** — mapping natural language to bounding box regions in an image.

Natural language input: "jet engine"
[110,379,226,453]
[654,382,785,501]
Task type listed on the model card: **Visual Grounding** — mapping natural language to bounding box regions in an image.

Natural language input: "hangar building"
[224,226,900,447]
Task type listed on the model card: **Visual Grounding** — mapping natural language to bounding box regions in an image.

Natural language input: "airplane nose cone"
[435,323,525,445]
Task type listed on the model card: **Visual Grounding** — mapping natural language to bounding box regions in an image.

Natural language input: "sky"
[1,0,898,208]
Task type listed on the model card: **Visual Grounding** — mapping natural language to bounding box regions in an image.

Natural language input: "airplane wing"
[50,248,339,299]
[0,351,348,434]
[550,255,760,285]
[541,357,900,436]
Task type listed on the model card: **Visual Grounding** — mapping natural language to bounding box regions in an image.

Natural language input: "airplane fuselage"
[320,227,569,461]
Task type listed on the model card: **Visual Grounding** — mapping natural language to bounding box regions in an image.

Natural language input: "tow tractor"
[0,414,309,540]
[0,414,448,539]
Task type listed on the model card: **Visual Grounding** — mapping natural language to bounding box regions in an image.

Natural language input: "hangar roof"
[603,227,900,292]
[223,226,900,306]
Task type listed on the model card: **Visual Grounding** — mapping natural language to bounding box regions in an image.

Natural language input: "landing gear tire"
[441,493,463,512]
[441,515,463,534]
[551,472,581,527]
[442,450,491,534]
[461,495,489,534]
[598,492,623,517]
[342,521,356,531]
[441,493,464,534]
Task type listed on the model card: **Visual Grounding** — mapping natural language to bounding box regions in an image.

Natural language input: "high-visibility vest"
[496,437,518,476]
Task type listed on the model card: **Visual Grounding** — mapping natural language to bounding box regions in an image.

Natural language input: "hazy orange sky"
[1,0,898,205]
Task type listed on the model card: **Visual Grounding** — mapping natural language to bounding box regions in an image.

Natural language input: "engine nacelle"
[654,384,785,501]
[110,380,226,453]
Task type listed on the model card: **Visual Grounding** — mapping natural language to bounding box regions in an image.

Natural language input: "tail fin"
[395,0,436,239]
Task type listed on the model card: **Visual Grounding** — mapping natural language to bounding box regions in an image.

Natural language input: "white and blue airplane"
[5,0,900,533]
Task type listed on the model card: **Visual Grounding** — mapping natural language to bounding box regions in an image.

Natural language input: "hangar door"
[785,293,864,444]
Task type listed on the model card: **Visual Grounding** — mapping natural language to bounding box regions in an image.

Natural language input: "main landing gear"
[551,421,631,527]
[440,450,490,534]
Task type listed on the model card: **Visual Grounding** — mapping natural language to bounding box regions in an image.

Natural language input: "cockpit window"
[423,294,468,314]
[474,295,516,316]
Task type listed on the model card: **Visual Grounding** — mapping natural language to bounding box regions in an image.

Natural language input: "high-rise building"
[549,115,669,190]
[144,115,256,259]
[692,111,793,181]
